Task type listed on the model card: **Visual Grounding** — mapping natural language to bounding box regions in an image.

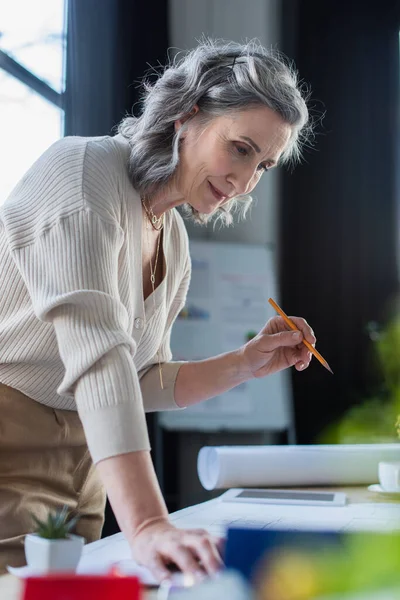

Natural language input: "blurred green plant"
[31,505,79,540]
[323,318,400,443]
[256,531,400,600]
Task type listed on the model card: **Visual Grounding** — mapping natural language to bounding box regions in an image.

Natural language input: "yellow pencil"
[268,297,333,374]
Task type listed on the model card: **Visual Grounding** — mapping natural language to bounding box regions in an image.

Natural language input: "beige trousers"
[0,383,106,574]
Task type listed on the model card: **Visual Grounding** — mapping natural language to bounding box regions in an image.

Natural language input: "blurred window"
[0,0,66,204]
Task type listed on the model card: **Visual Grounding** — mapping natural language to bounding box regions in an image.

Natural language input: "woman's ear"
[174,105,199,132]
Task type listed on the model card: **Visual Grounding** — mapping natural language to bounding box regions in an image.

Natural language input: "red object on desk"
[22,574,142,600]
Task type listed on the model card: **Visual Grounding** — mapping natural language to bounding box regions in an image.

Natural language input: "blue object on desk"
[224,527,341,583]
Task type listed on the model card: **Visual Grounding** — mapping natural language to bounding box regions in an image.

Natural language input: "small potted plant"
[25,505,84,573]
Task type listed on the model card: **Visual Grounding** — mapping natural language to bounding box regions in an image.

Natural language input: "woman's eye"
[235,145,249,157]
[234,144,270,173]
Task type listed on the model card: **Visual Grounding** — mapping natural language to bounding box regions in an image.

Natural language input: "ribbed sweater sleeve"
[2,138,150,463]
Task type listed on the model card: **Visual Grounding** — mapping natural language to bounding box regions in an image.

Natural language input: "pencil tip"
[325,364,334,375]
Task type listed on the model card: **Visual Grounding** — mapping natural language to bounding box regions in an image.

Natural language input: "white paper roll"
[197,444,400,490]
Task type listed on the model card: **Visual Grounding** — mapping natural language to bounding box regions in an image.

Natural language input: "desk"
[1,486,399,600]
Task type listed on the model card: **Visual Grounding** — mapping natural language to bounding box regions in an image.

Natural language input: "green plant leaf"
[55,505,68,529]
[65,515,79,533]
[31,505,80,539]
[30,513,46,530]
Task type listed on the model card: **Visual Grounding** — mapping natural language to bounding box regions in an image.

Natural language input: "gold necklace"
[142,199,164,231]
[144,217,164,390]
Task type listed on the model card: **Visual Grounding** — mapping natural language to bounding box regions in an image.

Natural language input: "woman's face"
[174,105,292,214]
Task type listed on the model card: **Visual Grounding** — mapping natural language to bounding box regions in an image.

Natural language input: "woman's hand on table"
[131,519,223,582]
[238,315,316,378]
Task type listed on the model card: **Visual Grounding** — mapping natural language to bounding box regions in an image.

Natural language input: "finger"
[164,543,203,577]
[297,347,312,364]
[214,535,225,556]
[263,330,304,351]
[184,533,223,575]
[150,555,173,583]
[189,530,224,549]
[290,316,316,344]
[294,350,313,371]
[189,531,225,560]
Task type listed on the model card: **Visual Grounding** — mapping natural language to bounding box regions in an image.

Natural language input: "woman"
[0,39,315,581]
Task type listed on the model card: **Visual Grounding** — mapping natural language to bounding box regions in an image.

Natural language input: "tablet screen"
[236,490,335,502]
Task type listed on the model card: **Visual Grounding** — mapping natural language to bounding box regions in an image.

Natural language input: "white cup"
[378,461,400,492]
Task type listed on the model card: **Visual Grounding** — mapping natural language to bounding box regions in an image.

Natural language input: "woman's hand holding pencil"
[236,298,332,380]
[268,298,333,374]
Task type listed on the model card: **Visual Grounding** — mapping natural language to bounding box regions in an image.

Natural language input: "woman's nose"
[228,168,255,196]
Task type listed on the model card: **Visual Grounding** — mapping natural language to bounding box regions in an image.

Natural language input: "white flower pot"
[24,533,84,573]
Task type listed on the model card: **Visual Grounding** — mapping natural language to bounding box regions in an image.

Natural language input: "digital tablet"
[222,488,347,506]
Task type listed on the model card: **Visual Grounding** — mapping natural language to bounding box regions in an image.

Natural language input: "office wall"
[167,0,284,509]
[169,0,281,247]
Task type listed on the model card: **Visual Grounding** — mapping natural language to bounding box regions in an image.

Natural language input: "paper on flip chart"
[197,444,400,490]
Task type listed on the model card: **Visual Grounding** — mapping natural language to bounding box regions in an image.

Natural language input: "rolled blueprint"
[197,444,400,490]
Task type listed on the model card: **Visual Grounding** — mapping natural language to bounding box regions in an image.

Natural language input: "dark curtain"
[280,0,400,443]
[64,0,169,136]
[64,0,169,535]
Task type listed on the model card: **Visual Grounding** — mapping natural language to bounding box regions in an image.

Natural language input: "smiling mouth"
[208,181,228,202]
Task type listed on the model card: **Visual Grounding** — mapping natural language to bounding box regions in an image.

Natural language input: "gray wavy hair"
[118,38,312,225]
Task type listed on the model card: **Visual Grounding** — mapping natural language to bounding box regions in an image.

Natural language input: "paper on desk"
[77,533,158,585]
[170,491,400,537]
[77,491,400,583]
[197,444,400,490]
